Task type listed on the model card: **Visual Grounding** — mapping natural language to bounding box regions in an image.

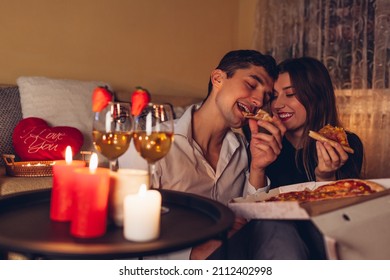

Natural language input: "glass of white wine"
[132,103,174,213]
[92,102,133,171]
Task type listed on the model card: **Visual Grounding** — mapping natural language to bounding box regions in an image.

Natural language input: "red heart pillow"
[13,117,84,161]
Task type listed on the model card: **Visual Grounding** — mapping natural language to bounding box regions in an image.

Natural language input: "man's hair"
[207,50,278,95]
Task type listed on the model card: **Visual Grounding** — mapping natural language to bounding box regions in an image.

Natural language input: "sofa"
[0,77,202,197]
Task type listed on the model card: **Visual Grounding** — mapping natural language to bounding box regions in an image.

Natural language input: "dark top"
[266,133,364,189]
[242,126,364,260]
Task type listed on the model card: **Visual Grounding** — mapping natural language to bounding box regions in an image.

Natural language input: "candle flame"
[138,184,147,196]
[65,146,73,164]
[89,153,98,173]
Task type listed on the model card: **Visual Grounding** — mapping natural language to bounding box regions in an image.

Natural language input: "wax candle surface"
[123,185,162,242]
[70,167,110,238]
[50,146,86,221]
[109,169,149,227]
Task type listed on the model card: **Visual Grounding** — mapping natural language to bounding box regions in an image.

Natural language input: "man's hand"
[247,117,286,189]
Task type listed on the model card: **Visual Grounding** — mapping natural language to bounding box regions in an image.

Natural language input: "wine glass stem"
[110,159,119,172]
[148,163,156,189]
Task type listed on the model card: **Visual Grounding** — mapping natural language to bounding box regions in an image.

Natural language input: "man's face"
[215,65,274,128]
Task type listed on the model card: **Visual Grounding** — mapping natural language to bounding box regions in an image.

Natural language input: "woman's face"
[272,72,307,137]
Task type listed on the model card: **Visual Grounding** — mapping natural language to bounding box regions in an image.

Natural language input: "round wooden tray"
[0,189,234,259]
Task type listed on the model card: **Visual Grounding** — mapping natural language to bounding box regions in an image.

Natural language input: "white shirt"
[118,105,268,259]
[119,105,265,205]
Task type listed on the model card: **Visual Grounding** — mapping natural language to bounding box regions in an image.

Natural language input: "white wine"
[93,131,132,160]
[132,131,173,163]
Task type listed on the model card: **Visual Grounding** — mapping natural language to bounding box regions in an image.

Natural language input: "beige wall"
[0,0,257,98]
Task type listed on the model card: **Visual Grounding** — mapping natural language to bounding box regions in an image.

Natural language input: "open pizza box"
[228,178,390,259]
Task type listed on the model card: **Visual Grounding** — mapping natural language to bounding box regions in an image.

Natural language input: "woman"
[267,57,363,188]
[244,57,364,259]
[271,57,365,259]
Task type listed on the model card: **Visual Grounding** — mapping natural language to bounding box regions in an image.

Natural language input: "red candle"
[50,146,86,221]
[70,153,110,238]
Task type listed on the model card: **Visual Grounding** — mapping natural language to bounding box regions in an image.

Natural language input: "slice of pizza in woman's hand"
[308,124,354,154]
[242,108,273,122]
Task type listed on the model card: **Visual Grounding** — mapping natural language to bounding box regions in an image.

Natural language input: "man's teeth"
[238,103,250,113]
[279,113,293,118]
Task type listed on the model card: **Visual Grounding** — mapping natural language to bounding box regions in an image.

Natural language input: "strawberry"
[131,86,151,116]
[92,86,113,112]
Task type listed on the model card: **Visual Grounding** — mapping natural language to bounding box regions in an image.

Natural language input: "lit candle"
[70,153,110,238]
[109,169,149,227]
[50,146,86,221]
[123,184,161,242]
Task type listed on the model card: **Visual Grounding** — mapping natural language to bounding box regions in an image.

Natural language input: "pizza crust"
[243,109,273,122]
[349,179,386,192]
[309,130,354,154]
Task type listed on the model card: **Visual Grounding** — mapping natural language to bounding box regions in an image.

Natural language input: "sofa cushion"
[0,167,52,196]
[0,86,23,166]
[17,76,111,160]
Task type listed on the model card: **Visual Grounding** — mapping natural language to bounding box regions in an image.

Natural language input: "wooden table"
[0,189,234,259]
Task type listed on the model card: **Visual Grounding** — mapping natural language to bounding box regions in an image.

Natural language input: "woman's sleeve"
[337,132,364,179]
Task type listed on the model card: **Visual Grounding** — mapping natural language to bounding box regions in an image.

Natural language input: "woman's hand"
[315,141,349,181]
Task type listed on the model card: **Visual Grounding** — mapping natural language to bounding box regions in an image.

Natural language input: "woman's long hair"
[277,57,341,180]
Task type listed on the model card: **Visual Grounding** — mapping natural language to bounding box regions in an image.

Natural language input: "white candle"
[123,184,161,242]
[109,169,149,226]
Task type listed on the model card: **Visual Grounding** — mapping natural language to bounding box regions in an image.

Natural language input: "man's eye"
[247,82,256,89]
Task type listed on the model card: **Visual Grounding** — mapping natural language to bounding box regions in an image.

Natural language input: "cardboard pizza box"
[228,178,390,259]
[228,178,390,220]
[311,193,390,259]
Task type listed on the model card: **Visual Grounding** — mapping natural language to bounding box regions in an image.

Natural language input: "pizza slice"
[242,108,273,122]
[308,124,354,154]
[314,179,385,193]
[265,179,385,202]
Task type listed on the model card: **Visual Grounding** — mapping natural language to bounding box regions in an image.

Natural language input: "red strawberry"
[131,87,151,116]
[92,86,113,112]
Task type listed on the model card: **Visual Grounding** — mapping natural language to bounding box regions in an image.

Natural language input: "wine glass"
[132,103,174,212]
[92,102,133,171]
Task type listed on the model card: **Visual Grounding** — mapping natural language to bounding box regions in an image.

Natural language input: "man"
[119,50,309,259]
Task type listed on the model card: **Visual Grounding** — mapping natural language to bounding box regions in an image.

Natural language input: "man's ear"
[210,69,225,88]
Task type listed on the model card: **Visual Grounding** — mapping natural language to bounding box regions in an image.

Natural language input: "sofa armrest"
[0,167,52,196]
